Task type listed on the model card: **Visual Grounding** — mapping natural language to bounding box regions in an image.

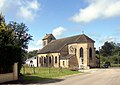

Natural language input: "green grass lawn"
[20,67,80,83]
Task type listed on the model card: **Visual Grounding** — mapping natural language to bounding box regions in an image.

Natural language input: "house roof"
[38,34,95,54]
[25,56,37,62]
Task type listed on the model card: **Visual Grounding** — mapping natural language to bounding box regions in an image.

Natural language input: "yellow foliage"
[0,13,7,30]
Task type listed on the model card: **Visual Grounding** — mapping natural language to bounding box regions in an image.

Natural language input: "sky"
[0,0,120,51]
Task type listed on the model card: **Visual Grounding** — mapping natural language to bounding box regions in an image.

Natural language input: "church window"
[39,58,41,63]
[80,47,84,58]
[49,57,51,64]
[43,41,46,46]
[55,56,57,63]
[89,48,92,60]
[44,57,46,63]
[63,61,65,66]
[50,37,53,40]
[80,47,84,64]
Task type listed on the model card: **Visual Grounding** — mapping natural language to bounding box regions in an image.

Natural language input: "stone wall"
[69,56,78,68]
[0,63,18,83]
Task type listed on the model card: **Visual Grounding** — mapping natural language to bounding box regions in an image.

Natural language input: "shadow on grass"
[2,75,64,84]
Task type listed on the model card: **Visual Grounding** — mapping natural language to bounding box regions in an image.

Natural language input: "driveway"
[41,68,120,85]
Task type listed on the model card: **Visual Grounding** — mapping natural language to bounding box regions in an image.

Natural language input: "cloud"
[71,0,120,23]
[36,39,42,46]
[17,0,40,21]
[28,40,42,51]
[99,36,116,45]
[35,26,66,49]
[52,26,66,37]
[0,0,40,21]
[0,0,5,9]
[94,36,117,49]
[28,46,40,52]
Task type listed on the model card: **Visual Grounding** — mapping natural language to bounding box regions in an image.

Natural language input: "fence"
[0,63,18,83]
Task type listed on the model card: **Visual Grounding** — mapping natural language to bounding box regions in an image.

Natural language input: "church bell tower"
[42,34,56,47]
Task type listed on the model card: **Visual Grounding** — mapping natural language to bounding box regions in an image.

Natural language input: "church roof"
[42,34,54,40]
[38,34,95,54]
[60,54,75,59]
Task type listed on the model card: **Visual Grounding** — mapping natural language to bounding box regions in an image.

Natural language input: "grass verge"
[20,67,80,83]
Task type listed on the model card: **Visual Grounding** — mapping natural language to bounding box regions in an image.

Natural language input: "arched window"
[55,56,57,63]
[63,61,65,66]
[44,57,46,63]
[49,57,51,64]
[80,47,83,58]
[30,60,33,63]
[39,57,41,63]
[80,47,84,64]
[89,48,92,60]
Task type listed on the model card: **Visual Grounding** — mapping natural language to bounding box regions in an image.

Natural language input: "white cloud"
[36,39,42,46]
[0,0,40,21]
[29,0,39,10]
[99,36,116,45]
[18,7,35,21]
[71,0,120,23]
[35,26,66,49]
[17,0,40,21]
[34,39,43,50]
[28,40,42,52]
[28,46,40,52]
[94,36,116,50]
[52,26,66,37]
[0,0,5,9]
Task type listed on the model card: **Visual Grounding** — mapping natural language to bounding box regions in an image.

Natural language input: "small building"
[37,34,98,69]
[25,56,38,67]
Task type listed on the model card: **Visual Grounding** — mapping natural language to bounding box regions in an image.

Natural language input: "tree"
[100,41,115,57]
[0,14,6,30]
[100,42,120,66]
[113,43,120,55]
[26,50,38,59]
[112,43,120,64]
[0,14,32,75]
[0,14,18,73]
[7,21,32,75]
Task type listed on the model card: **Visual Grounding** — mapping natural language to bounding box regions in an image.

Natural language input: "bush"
[111,64,120,67]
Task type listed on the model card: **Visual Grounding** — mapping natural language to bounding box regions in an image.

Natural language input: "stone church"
[37,34,98,69]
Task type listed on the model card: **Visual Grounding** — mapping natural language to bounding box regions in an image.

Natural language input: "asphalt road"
[41,68,120,85]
